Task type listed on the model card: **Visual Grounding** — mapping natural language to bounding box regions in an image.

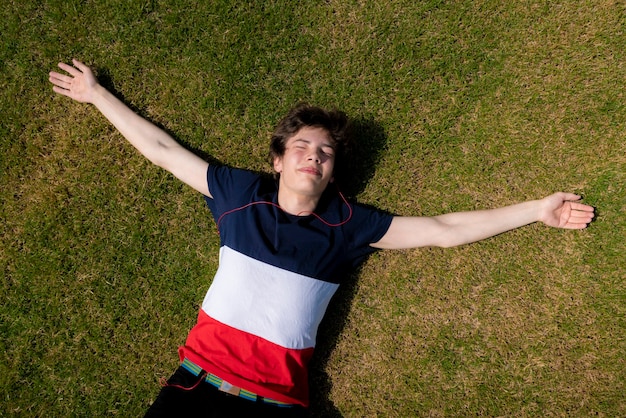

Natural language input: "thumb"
[556,192,581,202]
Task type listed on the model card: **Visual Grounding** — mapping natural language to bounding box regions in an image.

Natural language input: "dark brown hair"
[269,103,352,179]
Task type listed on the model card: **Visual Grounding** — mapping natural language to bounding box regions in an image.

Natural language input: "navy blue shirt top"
[205,165,393,284]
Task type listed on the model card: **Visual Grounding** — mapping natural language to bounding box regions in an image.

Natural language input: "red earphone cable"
[215,189,353,233]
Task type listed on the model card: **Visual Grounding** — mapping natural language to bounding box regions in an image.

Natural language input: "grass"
[1,0,624,416]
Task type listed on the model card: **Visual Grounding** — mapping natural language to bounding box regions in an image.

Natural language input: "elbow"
[146,140,174,169]
[146,153,166,169]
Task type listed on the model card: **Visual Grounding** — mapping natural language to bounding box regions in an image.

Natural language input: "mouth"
[298,166,322,177]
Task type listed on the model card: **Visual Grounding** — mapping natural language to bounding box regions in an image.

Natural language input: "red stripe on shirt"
[179,309,314,406]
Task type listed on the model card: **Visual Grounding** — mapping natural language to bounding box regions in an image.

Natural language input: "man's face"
[273,126,336,199]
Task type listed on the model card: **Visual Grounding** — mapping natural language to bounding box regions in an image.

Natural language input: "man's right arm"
[371,193,594,249]
[49,60,211,197]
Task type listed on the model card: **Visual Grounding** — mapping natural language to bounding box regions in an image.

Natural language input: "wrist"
[90,84,110,106]
[535,198,547,224]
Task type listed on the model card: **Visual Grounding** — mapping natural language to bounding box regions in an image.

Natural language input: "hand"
[49,59,99,103]
[539,193,595,229]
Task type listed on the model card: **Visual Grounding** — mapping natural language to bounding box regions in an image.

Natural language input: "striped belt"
[180,358,295,408]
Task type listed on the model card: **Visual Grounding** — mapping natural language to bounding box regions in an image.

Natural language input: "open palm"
[49,59,99,103]
[540,193,595,229]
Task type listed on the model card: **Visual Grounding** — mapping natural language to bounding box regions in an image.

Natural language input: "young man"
[49,60,594,416]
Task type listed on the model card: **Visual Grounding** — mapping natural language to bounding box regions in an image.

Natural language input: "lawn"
[1,0,624,416]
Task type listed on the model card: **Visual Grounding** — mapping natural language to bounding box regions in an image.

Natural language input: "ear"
[273,155,283,174]
[329,176,334,183]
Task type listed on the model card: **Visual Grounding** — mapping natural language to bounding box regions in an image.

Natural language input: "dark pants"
[144,366,308,417]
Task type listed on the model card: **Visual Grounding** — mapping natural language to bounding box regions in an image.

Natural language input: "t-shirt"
[179,165,393,406]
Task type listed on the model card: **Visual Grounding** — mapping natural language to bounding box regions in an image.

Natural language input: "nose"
[307,150,322,163]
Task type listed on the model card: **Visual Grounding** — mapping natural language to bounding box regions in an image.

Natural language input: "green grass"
[2,0,624,416]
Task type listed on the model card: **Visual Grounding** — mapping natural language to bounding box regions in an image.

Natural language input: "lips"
[298,166,322,177]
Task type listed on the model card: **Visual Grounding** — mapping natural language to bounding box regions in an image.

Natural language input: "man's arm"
[49,59,211,197]
[372,193,594,249]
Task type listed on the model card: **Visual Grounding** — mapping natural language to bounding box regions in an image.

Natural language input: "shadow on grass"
[308,118,388,417]
[307,269,361,417]
[97,70,389,416]
[337,116,389,199]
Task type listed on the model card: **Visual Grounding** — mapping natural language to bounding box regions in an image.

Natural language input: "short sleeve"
[204,165,266,223]
[342,203,393,266]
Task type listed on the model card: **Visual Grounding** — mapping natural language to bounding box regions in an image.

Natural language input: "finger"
[49,77,67,89]
[570,209,594,218]
[49,73,73,90]
[49,71,74,84]
[569,215,594,225]
[50,79,72,91]
[564,216,593,228]
[561,193,581,202]
[570,202,595,212]
[573,214,595,223]
[58,62,82,77]
[567,214,594,225]
[72,59,90,73]
[52,85,72,97]
[563,223,589,230]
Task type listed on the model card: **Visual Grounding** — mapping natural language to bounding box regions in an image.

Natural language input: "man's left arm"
[371,193,594,250]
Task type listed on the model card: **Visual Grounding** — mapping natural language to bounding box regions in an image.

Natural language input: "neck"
[277,189,321,216]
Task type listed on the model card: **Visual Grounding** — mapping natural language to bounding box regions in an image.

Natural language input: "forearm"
[90,84,177,167]
[373,199,543,249]
[50,60,212,195]
[432,199,542,247]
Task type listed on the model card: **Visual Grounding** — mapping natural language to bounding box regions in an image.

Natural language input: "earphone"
[215,188,353,233]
